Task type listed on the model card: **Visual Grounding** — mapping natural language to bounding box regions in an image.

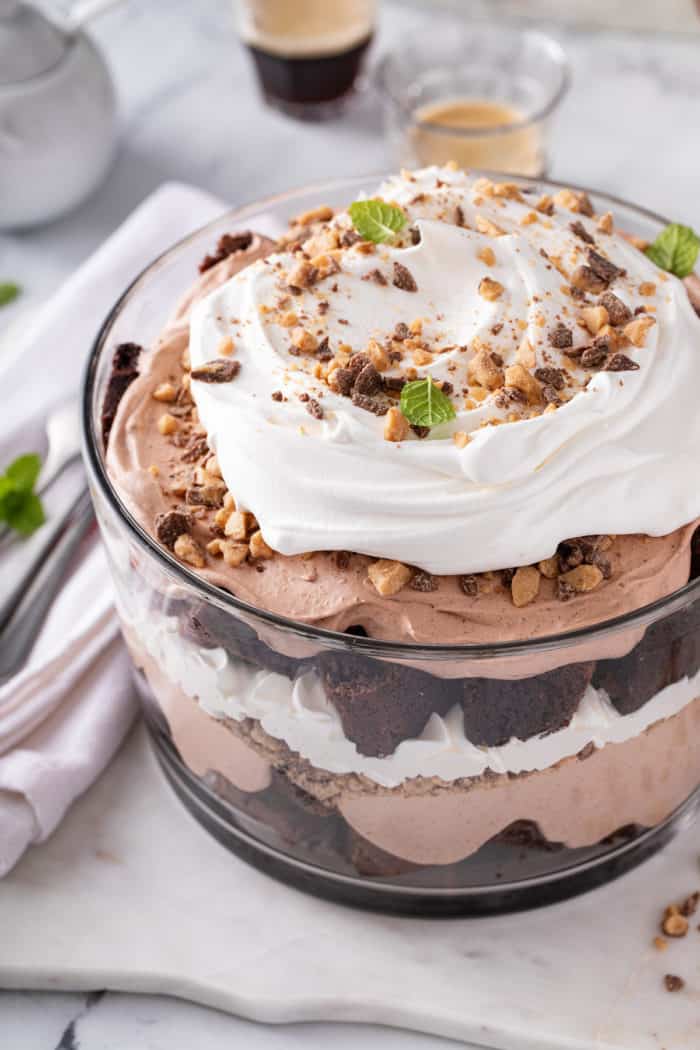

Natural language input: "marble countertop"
[3,1,700,1046]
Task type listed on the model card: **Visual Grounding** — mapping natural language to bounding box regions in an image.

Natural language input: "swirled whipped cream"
[189,166,700,576]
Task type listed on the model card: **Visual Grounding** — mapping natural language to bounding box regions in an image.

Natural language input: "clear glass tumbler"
[377,25,569,176]
[83,174,700,915]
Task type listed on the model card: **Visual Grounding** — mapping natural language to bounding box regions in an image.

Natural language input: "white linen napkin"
[0,183,226,877]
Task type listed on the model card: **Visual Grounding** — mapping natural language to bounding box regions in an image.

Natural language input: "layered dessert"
[101,167,700,877]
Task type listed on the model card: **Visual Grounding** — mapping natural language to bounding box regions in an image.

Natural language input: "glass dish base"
[148,716,700,917]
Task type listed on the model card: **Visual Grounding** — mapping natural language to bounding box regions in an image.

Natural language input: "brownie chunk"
[460,663,594,747]
[101,342,142,447]
[594,605,700,714]
[177,601,300,679]
[319,652,458,758]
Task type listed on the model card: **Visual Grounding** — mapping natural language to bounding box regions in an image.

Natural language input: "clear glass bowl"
[82,174,700,915]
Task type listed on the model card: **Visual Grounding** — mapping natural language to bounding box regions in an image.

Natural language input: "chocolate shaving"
[199,231,253,273]
[459,574,478,597]
[190,359,241,383]
[411,424,430,439]
[569,220,594,245]
[455,205,465,227]
[410,570,439,593]
[548,322,573,349]
[316,336,333,361]
[392,262,418,292]
[186,484,225,508]
[155,509,192,550]
[605,353,640,372]
[572,265,608,294]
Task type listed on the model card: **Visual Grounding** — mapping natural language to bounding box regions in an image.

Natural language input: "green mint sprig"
[0,453,45,535]
[348,199,407,244]
[645,223,699,279]
[400,378,456,429]
[0,283,21,308]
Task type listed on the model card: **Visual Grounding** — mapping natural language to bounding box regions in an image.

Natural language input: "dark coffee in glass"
[238,0,375,119]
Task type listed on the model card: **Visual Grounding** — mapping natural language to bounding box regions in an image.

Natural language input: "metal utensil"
[0,486,94,685]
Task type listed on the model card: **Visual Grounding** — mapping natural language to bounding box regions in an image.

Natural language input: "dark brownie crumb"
[664,975,685,993]
[410,424,430,439]
[186,484,225,508]
[181,435,210,463]
[393,262,418,292]
[155,509,192,550]
[101,341,142,447]
[580,342,609,369]
[271,390,283,401]
[605,353,640,372]
[459,574,478,596]
[199,231,253,273]
[354,362,382,396]
[305,397,324,419]
[548,322,573,349]
[599,291,632,326]
[572,265,608,294]
[393,322,410,341]
[410,571,439,593]
[681,892,700,917]
[190,359,241,383]
[569,220,594,245]
[557,578,576,602]
[383,376,407,393]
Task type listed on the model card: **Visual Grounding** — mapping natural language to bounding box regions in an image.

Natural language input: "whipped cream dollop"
[189,166,700,575]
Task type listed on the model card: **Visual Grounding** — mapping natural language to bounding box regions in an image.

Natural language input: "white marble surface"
[3,2,700,1046]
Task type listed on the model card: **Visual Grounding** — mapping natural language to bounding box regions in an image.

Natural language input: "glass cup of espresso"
[377,25,569,177]
[237,0,376,120]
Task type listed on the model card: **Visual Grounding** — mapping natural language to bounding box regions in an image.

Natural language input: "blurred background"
[3,0,700,325]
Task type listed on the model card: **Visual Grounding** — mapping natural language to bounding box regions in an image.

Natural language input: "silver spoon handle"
[0,490,95,685]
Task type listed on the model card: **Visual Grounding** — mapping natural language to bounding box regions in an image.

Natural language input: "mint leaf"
[348,199,407,244]
[6,453,41,490]
[0,453,45,536]
[645,223,699,279]
[0,282,20,308]
[4,492,44,535]
[400,378,456,429]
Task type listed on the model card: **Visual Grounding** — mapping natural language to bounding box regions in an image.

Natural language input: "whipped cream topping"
[137,613,700,787]
[189,166,700,575]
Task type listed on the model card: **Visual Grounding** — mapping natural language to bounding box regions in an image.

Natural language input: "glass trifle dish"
[83,167,700,913]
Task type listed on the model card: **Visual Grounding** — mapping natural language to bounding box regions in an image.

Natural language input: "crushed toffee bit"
[459,574,478,597]
[181,435,210,463]
[605,353,640,372]
[557,578,576,602]
[587,248,625,284]
[363,268,388,286]
[580,342,609,369]
[305,397,324,420]
[393,322,410,341]
[548,322,573,349]
[190,359,241,383]
[271,390,283,401]
[317,336,333,361]
[569,219,595,245]
[186,483,226,508]
[155,510,193,550]
[410,570,439,593]
[393,261,418,292]
[599,291,632,326]
[571,265,608,294]
[681,892,700,917]
[534,366,566,390]
[340,229,361,247]
[352,391,388,415]
[354,362,382,396]
[199,231,253,273]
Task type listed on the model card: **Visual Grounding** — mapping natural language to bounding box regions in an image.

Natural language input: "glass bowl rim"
[82,171,700,662]
[375,25,570,139]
